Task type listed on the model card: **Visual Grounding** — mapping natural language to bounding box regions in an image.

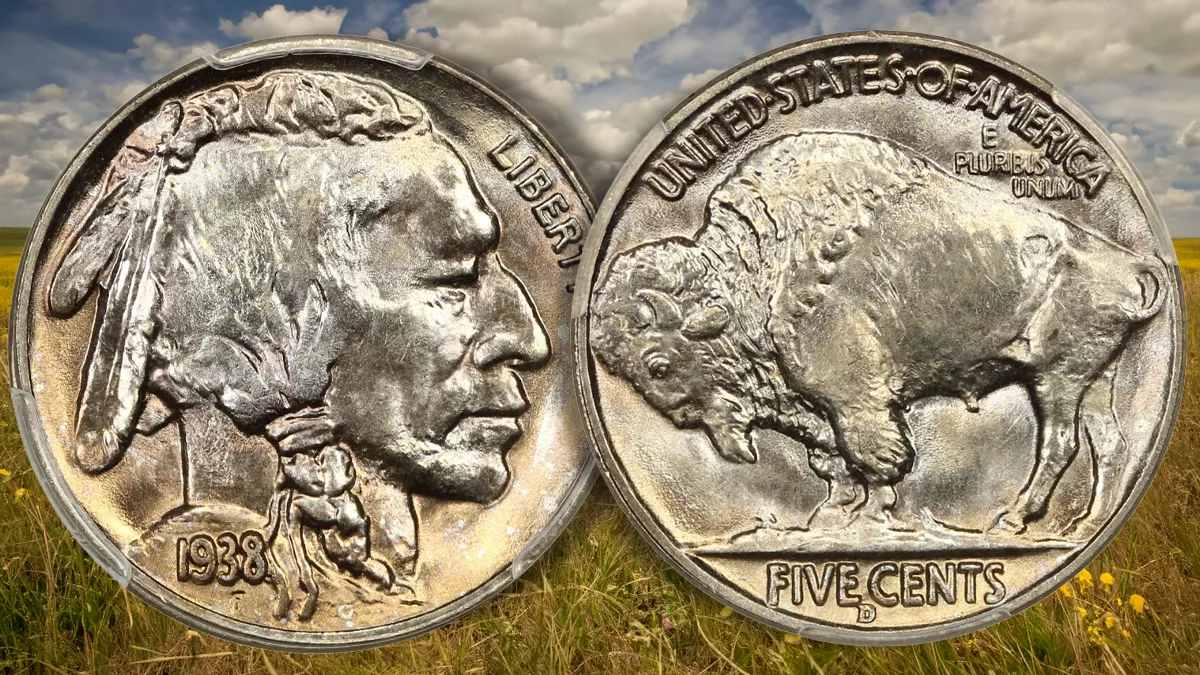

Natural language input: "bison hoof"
[806,503,857,530]
[387,579,422,605]
[989,509,1027,535]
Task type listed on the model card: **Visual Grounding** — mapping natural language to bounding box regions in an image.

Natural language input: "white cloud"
[33,83,69,101]
[102,80,151,107]
[680,68,725,90]
[399,0,705,190]
[895,0,1200,86]
[4,0,1199,235]
[403,0,693,84]
[1160,187,1199,209]
[0,155,32,192]
[219,4,348,41]
[128,34,219,73]
[0,94,99,227]
[1180,120,1200,149]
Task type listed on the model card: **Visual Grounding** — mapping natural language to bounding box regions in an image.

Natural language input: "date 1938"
[176,531,268,586]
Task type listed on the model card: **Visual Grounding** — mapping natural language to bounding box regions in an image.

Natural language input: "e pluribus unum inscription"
[642,52,1110,201]
[954,123,1086,200]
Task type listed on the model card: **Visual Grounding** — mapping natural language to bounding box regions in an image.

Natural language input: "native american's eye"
[645,353,671,379]
[432,258,480,289]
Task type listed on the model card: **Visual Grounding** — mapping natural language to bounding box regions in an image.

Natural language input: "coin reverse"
[573,31,1183,645]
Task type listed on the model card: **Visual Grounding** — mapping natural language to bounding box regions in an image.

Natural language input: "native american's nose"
[473,255,551,370]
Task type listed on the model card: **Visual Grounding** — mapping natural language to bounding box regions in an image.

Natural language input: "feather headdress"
[49,70,429,474]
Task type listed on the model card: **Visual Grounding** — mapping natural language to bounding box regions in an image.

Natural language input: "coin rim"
[9,33,598,652]
[571,29,1186,646]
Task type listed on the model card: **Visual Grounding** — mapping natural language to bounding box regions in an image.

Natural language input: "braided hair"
[50,69,437,620]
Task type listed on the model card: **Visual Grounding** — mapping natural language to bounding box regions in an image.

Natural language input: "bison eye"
[646,354,671,379]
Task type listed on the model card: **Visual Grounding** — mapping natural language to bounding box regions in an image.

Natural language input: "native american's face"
[325,136,550,503]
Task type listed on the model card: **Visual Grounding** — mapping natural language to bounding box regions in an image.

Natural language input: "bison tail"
[1126,258,1167,323]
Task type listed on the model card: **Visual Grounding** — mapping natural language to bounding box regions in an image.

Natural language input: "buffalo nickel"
[10,35,595,651]
[573,31,1183,644]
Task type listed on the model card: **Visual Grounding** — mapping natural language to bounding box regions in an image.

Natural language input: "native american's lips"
[445,411,528,454]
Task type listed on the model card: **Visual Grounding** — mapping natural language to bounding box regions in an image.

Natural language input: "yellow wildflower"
[1060,584,1073,598]
[719,606,733,618]
[783,634,802,644]
[0,469,9,478]
[1129,594,1146,615]
[1122,629,1131,639]
[1117,597,1123,607]
[1075,607,1088,618]
[1075,568,1093,591]
[1099,572,1115,592]
[1103,613,1118,629]
[13,488,27,504]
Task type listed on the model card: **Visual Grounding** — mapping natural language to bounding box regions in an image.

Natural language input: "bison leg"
[827,401,916,530]
[776,294,912,480]
[1064,366,1130,537]
[992,377,1087,534]
[859,484,917,531]
[804,444,866,529]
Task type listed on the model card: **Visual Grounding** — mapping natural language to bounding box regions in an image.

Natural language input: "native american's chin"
[384,416,522,503]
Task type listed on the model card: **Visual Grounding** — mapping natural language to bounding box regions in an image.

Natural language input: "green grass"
[0,227,1198,673]
[1174,239,1200,273]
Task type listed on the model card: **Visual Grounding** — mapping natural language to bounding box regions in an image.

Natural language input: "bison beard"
[591,132,1167,535]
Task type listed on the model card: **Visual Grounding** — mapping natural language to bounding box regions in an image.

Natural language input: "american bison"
[591,132,1166,534]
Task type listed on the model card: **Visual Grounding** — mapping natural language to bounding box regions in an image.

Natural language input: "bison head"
[590,239,768,464]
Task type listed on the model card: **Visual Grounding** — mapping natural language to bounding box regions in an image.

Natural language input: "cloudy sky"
[1,0,1199,234]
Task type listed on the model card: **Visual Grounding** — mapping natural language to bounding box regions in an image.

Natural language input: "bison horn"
[682,305,729,340]
[636,289,683,329]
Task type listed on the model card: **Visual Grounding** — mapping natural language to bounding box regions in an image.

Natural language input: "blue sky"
[1,0,1199,234]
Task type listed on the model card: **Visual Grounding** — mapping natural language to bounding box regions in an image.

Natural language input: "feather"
[47,173,135,315]
[49,102,181,316]
[72,160,169,474]
[48,103,181,473]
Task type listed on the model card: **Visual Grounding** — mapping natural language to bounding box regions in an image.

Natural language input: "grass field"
[0,231,1198,674]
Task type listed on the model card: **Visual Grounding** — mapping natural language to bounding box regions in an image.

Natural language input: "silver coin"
[573,31,1183,645]
[10,34,595,651]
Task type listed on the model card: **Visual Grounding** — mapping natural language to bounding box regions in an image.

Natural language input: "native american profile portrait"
[47,69,551,621]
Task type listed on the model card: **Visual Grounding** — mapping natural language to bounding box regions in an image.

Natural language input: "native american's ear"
[48,101,182,316]
[682,304,729,340]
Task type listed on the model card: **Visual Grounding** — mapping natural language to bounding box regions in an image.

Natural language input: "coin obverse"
[573,31,1184,644]
[10,35,596,651]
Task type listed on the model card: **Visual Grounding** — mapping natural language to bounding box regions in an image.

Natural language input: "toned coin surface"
[10,35,595,651]
[573,31,1183,644]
